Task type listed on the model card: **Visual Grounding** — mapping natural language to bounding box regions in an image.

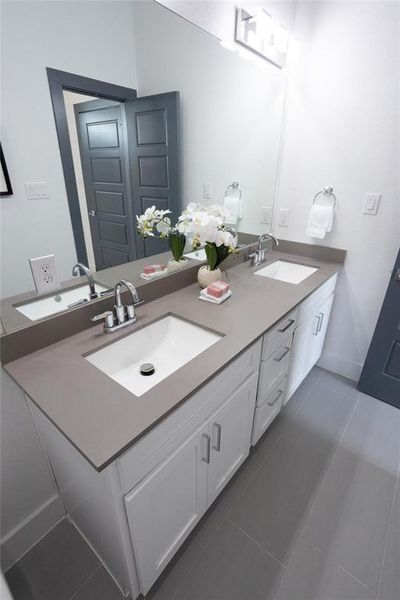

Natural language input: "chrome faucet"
[249,233,279,266]
[91,279,143,333]
[72,263,97,299]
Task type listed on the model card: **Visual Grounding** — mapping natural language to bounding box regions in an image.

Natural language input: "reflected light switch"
[25,182,49,200]
[203,182,213,200]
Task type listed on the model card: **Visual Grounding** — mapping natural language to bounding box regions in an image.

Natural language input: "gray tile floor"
[5,367,400,600]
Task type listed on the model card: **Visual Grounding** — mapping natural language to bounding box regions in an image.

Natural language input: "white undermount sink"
[15,283,109,321]
[254,260,318,284]
[184,248,207,261]
[85,315,222,397]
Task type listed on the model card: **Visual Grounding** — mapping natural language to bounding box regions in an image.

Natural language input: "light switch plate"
[277,208,290,227]
[363,193,381,215]
[25,182,49,200]
[29,254,59,294]
[203,182,213,200]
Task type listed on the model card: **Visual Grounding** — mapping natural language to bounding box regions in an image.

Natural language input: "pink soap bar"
[207,281,230,298]
[143,264,166,274]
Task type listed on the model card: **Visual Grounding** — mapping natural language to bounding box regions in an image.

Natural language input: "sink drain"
[140,363,155,376]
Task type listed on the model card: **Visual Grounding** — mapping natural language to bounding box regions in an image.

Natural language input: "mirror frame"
[47,68,137,265]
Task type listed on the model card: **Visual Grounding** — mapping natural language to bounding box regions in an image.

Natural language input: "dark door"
[358,249,400,408]
[125,92,180,258]
[75,99,137,270]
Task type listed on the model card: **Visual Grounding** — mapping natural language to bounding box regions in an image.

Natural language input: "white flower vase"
[167,258,188,273]
[197,266,222,288]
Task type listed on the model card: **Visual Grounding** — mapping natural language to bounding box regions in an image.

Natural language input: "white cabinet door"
[287,293,335,400]
[124,421,209,594]
[207,373,258,505]
[306,293,334,370]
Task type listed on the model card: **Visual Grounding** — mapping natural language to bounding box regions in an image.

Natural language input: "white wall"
[0,0,138,568]
[133,0,294,234]
[0,369,65,570]
[0,0,138,300]
[275,0,400,380]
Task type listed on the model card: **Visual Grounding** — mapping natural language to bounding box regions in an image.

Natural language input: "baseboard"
[317,351,363,382]
[1,494,65,572]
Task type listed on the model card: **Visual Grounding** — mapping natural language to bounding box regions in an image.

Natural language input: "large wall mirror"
[0,0,293,333]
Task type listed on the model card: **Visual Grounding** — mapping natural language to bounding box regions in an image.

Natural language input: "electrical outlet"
[277,208,290,227]
[260,206,272,224]
[29,254,60,294]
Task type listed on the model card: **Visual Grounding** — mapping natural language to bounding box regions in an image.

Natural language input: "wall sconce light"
[235,7,288,68]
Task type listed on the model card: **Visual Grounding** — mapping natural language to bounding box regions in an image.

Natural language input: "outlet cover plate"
[278,208,290,227]
[29,254,60,294]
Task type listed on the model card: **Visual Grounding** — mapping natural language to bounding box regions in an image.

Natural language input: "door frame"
[47,68,137,264]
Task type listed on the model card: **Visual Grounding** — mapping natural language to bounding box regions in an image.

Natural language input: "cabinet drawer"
[261,308,297,360]
[118,339,262,493]
[252,375,287,445]
[258,338,292,400]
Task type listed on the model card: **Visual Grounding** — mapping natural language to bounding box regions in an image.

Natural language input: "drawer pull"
[273,346,290,362]
[268,389,283,407]
[212,422,222,452]
[317,312,324,333]
[201,433,211,463]
[277,318,295,333]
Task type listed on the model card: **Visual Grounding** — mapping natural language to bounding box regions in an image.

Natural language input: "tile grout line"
[303,538,378,598]
[169,519,228,600]
[376,461,400,600]
[336,444,400,477]
[69,563,103,600]
[225,516,287,570]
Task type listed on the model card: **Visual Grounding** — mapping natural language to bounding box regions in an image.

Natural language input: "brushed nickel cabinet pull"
[273,346,290,362]
[317,312,324,333]
[201,433,211,463]
[268,389,283,407]
[212,423,222,452]
[312,314,321,336]
[277,318,295,333]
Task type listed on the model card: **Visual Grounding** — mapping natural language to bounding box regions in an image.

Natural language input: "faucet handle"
[91,310,114,329]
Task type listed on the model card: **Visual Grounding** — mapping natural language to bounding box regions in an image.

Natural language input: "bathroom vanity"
[3,247,343,598]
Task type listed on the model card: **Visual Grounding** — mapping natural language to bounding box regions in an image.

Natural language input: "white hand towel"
[306,205,334,239]
[224,196,241,225]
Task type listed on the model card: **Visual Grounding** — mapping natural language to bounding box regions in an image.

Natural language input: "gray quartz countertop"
[4,251,343,471]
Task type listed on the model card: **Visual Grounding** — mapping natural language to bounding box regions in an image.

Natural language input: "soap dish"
[140,270,168,281]
[199,289,232,304]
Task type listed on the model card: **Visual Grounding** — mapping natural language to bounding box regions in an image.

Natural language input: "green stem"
[169,232,186,261]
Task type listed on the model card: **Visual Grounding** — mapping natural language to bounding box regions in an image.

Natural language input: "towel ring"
[225,181,242,199]
[313,186,336,208]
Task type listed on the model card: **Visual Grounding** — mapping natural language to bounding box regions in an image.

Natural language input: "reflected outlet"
[29,254,60,294]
